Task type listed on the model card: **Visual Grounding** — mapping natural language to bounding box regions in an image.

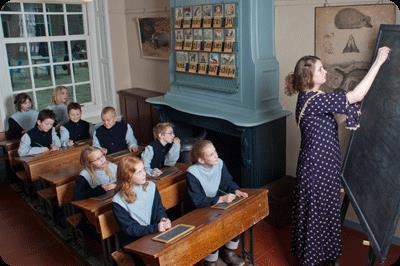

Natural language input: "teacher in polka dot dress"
[285,46,390,266]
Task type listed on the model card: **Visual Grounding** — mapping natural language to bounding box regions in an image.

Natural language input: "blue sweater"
[184,162,239,212]
[112,188,167,246]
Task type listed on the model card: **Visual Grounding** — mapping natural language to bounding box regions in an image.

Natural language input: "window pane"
[66,4,82,13]
[1,3,21,12]
[76,83,91,103]
[47,15,65,36]
[46,4,63,13]
[33,66,52,88]
[36,89,53,110]
[73,63,89,82]
[2,14,23,37]
[24,3,43,12]
[54,64,72,85]
[10,68,32,91]
[51,41,68,63]
[25,14,45,37]
[71,40,87,60]
[68,14,84,35]
[30,42,49,64]
[67,86,75,102]
[6,43,28,67]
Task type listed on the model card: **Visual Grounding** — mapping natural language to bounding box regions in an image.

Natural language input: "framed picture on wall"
[315,4,396,92]
[137,17,170,60]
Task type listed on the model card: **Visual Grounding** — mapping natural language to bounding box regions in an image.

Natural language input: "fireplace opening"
[175,121,242,186]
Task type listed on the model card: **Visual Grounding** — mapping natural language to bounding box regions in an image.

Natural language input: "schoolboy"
[18,109,61,156]
[60,102,90,146]
[141,122,181,177]
[93,106,138,154]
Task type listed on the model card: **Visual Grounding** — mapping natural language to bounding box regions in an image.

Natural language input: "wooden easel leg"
[365,247,376,266]
[340,194,350,225]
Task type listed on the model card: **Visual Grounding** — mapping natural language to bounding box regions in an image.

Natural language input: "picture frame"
[315,4,396,92]
[137,17,170,60]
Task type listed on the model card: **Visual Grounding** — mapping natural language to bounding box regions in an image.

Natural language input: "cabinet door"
[120,94,140,140]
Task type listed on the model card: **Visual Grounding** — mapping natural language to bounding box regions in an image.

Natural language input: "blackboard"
[342,24,400,262]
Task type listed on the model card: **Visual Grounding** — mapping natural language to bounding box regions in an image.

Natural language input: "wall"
[123,0,170,93]
[275,0,400,237]
[107,0,132,92]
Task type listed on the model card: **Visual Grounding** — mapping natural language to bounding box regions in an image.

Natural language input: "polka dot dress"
[291,91,360,266]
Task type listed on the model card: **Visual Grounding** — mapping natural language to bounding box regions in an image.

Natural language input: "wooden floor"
[0,182,399,266]
[0,184,83,265]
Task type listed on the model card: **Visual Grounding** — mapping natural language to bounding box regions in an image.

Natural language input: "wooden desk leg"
[102,238,110,265]
[249,227,254,265]
[240,227,255,265]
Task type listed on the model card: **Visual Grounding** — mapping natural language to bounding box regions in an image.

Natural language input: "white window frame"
[0,0,115,128]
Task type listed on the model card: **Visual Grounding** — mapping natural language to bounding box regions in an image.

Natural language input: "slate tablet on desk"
[91,189,116,200]
[211,196,245,210]
[158,166,180,178]
[152,224,195,243]
[108,149,130,157]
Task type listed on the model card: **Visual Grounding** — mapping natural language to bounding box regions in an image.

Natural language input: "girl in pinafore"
[286,46,390,266]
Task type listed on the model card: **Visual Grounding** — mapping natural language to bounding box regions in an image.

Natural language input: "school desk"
[39,165,82,207]
[71,163,190,232]
[123,188,268,265]
[16,142,89,182]
[106,146,144,164]
[0,138,20,169]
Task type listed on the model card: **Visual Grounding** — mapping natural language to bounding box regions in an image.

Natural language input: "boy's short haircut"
[67,102,82,113]
[14,92,32,111]
[153,122,174,139]
[101,106,116,116]
[37,109,56,122]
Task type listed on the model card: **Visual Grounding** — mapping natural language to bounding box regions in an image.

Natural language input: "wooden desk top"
[15,142,89,182]
[39,165,82,187]
[106,146,144,164]
[16,142,88,164]
[124,188,268,265]
[148,163,189,190]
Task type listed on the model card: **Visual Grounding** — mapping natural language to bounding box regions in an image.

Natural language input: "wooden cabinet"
[118,88,163,145]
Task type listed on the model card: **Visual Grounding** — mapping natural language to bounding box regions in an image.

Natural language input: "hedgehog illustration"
[334,8,372,29]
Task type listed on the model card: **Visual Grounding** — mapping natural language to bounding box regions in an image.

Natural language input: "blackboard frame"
[342,24,400,262]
